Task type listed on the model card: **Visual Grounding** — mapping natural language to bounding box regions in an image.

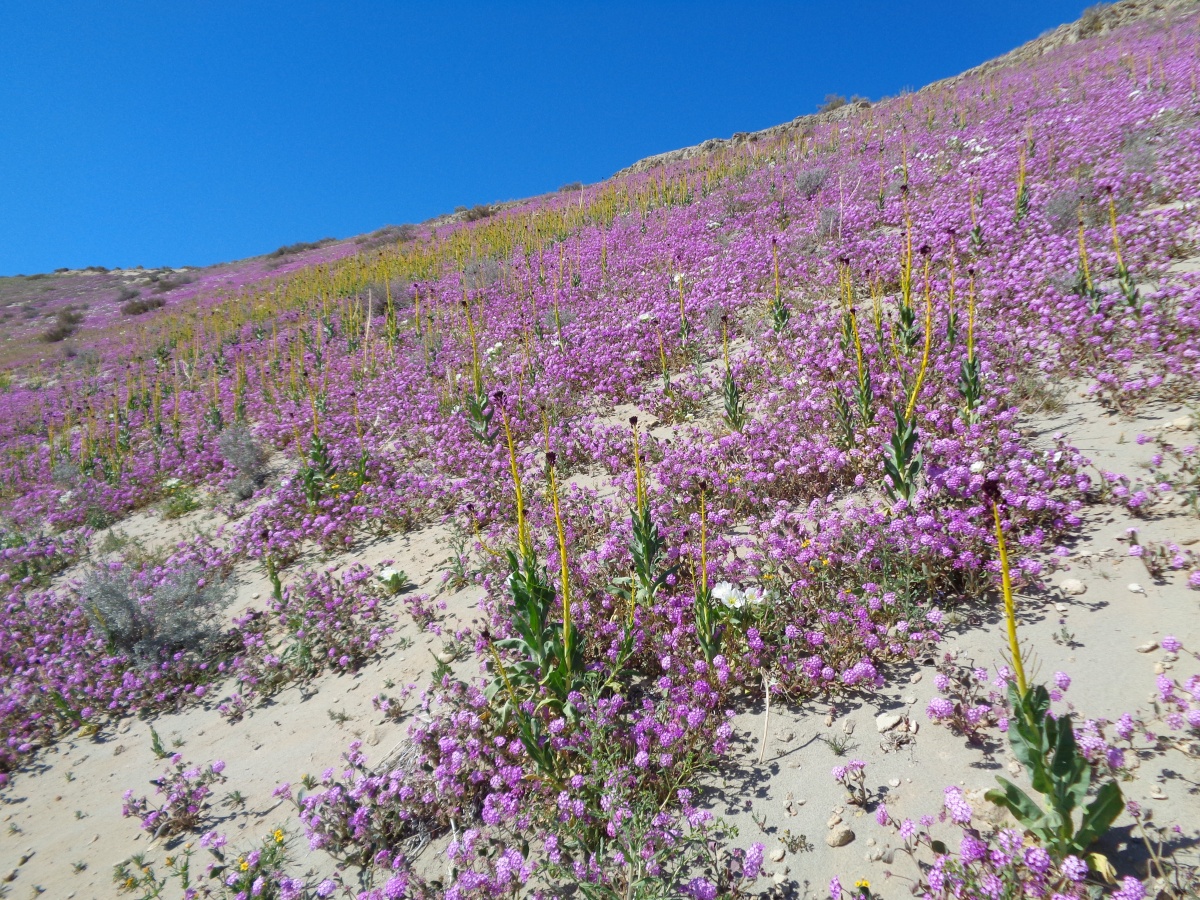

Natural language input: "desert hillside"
[2,3,1200,899]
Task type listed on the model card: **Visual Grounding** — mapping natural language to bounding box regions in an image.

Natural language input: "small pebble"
[1054,603,1069,613]
[1128,583,1145,594]
[903,695,916,705]
[888,778,901,788]
[826,825,856,848]
[1059,578,1087,596]
[769,848,786,863]
[827,814,843,828]
[1137,641,1159,653]
[876,713,903,733]
[910,673,922,684]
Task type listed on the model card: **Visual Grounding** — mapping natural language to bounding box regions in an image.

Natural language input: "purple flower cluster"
[121,754,227,838]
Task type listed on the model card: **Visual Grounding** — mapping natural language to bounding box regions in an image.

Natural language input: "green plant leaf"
[1075,781,1124,851]
[986,777,1047,832]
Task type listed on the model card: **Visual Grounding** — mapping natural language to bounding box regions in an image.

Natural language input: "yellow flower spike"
[631,417,646,515]
[499,400,529,558]
[1108,195,1124,268]
[990,495,1028,698]
[698,483,709,598]
[273,829,284,844]
[771,238,780,304]
[546,453,574,672]
[721,316,730,375]
[1077,213,1093,292]
[966,270,978,363]
[904,255,935,422]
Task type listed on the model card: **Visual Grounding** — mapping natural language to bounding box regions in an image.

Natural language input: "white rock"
[1054,603,1069,613]
[888,778,901,788]
[1171,416,1194,431]
[1059,578,1087,596]
[1137,641,1159,653]
[1129,583,1146,594]
[826,825,856,848]
[903,695,917,705]
[876,713,904,733]
[769,848,786,863]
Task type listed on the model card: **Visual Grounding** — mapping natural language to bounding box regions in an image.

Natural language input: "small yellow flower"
[855,880,871,889]
[239,859,249,872]
[273,829,285,844]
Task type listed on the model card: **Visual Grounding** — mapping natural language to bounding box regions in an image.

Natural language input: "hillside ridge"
[611,0,1196,178]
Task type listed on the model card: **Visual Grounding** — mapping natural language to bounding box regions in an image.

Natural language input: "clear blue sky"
[0,1,1093,275]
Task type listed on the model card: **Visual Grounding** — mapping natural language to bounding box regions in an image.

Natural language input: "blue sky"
[0,1,1093,275]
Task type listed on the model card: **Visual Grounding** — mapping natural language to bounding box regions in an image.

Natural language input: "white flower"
[969,461,986,474]
[637,312,653,322]
[711,581,744,609]
[742,586,765,605]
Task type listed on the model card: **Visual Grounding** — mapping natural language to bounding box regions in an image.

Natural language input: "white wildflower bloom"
[711,581,745,609]
[969,460,986,474]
